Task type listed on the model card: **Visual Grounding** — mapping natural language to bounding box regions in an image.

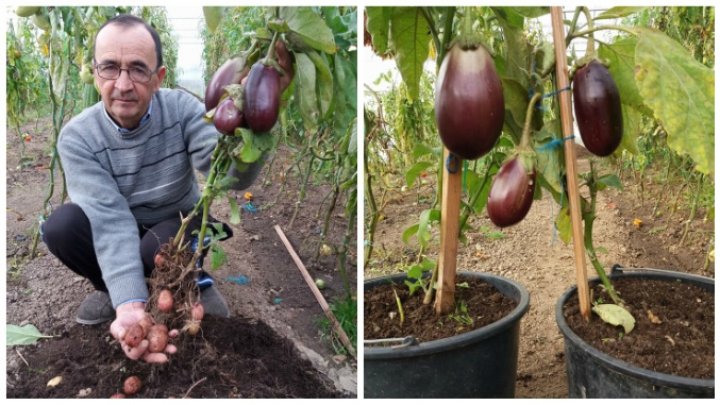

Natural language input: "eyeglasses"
[94,63,157,83]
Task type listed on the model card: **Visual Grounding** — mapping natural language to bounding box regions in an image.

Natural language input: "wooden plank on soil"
[274,225,357,359]
[434,148,462,315]
[550,7,592,320]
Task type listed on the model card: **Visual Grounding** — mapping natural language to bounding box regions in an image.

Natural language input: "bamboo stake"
[274,225,357,359]
[550,7,592,321]
[434,148,462,315]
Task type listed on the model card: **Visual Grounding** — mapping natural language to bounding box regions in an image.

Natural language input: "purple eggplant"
[487,156,536,227]
[243,62,281,133]
[213,98,243,135]
[435,43,504,160]
[573,60,623,157]
[275,39,294,92]
[205,57,248,112]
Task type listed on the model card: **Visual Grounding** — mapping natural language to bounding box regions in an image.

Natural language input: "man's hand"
[110,301,178,363]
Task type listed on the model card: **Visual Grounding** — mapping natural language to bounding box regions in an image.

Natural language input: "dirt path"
[365,153,713,398]
[6,119,357,397]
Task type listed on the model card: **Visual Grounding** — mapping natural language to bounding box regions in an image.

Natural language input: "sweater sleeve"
[58,131,148,308]
[178,91,264,190]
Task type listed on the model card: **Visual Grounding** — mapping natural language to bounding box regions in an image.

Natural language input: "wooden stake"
[550,7,592,321]
[274,225,357,359]
[434,148,462,315]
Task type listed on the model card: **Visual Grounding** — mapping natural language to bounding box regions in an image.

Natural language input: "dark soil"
[6,117,357,398]
[6,316,340,398]
[564,278,714,379]
[364,275,517,342]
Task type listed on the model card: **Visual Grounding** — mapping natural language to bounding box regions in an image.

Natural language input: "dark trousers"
[41,203,231,292]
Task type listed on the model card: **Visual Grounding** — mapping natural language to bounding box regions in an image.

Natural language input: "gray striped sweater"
[58,88,260,308]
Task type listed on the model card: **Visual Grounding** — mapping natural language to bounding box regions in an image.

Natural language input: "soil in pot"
[563,277,714,379]
[6,316,341,398]
[365,274,516,342]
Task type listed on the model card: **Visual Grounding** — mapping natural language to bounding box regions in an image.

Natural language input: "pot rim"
[365,271,530,359]
[555,270,715,389]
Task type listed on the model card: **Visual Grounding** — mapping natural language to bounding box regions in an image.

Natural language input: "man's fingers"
[142,352,169,364]
[124,339,149,360]
[164,343,178,355]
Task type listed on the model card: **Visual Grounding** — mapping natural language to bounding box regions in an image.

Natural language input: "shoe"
[200,285,230,318]
[75,291,114,325]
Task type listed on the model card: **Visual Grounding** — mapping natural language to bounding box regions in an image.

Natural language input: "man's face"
[94,23,166,130]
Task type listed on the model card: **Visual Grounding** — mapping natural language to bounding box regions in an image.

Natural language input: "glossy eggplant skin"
[487,156,536,228]
[435,43,505,160]
[275,39,294,92]
[213,98,243,135]
[573,60,623,157]
[205,57,248,112]
[243,62,281,133]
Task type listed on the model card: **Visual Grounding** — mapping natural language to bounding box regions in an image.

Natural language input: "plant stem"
[581,7,596,58]
[569,25,638,40]
[173,144,226,247]
[458,160,496,233]
[584,160,622,305]
[564,7,582,47]
[679,174,703,246]
[435,7,456,70]
[520,92,543,149]
[264,31,280,65]
[392,286,405,326]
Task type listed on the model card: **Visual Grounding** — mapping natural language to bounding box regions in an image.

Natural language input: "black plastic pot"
[364,271,530,398]
[556,269,715,398]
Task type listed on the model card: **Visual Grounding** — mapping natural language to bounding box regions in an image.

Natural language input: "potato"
[110,392,126,398]
[147,324,169,353]
[122,375,142,395]
[123,324,144,348]
[191,303,204,321]
[138,316,153,336]
[153,253,166,268]
[183,319,201,336]
[157,289,174,313]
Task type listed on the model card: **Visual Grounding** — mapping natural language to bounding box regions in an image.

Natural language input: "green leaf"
[634,28,714,175]
[493,8,532,87]
[491,7,525,29]
[281,7,336,54]
[501,77,529,145]
[402,224,420,244]
[295,53,319,131]
[202,7,223,33]
[366,7,392,56]
[555,206,572,244]
[411,143,434,159]
[389,7,430,101]
[7,324,52,346]
[465,170,493,214]
[594,7,645,20]
[406,263,424,280]
[619,103,641,155]
[592,304,636,334]
[237,130,263,163]
[417,208,440,248]
[598,38,647,112]
[510,7,550,18]
[228,196,241,225]
[534,121,564,195]
[597,174,622,190]
[210,243,227,270]
[306,50,333,119]
[405,161,434,187]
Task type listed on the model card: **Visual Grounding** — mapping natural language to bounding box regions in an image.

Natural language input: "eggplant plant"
[365,6,713,327]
